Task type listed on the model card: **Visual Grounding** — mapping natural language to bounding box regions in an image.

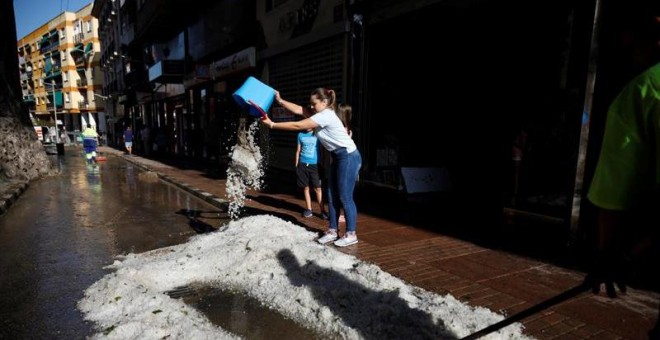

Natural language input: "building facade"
[92,0,256,160]
[17,3,104,135]
[90,0,624,232]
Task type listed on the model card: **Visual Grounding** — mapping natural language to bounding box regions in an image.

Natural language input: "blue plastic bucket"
[232,76,275,118]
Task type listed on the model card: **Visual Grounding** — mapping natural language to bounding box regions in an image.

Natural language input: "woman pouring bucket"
[233,77,362,247]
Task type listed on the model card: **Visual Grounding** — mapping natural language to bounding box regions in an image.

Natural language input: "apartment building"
[17,3,105,134]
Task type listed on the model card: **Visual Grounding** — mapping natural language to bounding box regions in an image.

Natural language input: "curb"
[0,181,29,216]
[119,154,229,210]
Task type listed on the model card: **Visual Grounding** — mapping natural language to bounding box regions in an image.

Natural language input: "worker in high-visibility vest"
[82,124,99,164]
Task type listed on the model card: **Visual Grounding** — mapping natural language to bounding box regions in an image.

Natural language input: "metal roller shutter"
[267,35,345,170]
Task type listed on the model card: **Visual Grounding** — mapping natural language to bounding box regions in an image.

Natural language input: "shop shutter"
[267,35,345,170]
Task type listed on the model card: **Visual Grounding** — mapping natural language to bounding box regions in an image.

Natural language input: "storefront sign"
[210,47,255,79]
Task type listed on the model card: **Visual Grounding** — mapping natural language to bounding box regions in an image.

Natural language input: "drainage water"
[182,287,324,339]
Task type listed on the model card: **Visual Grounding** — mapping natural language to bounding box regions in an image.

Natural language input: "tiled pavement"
[4,146,659,339]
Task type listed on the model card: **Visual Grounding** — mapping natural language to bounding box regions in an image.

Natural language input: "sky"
[14,0,93,39]
[76,122,531,339]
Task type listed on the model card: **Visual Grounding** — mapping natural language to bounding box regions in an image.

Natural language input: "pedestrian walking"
[123,126,133,155]
[81,124,99,164]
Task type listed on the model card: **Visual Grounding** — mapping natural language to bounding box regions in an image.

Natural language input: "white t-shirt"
[310,108,357,153]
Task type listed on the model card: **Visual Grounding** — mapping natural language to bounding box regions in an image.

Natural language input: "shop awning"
[54,91,63,106]
[148,60,184,83]
[84,42,93,55]
[71,42,84,54]
[44,58,52,74]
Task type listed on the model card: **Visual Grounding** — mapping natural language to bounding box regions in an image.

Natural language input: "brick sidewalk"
[101,147,659,339]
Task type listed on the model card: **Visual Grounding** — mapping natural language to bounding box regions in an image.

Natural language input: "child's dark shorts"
[297,163,322,188]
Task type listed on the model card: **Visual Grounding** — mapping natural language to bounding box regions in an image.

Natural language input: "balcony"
[45,91,64,109]
[73,32,85,44]
[73,54,87,67]
[39,33,60,54]
[78,100,90,110]
[44,68,62,80]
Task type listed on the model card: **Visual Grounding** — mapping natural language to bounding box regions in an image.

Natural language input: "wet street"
[0,149,224,338]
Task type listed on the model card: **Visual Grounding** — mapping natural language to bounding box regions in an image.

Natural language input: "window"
[62,50,67,60]
[39,78,43,86]
[62,72,67,82]
[60,28,66,39]
[65,93,70,103]
[86,21,92,33]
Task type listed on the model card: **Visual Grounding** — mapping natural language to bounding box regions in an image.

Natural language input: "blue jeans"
[327,148,361,233]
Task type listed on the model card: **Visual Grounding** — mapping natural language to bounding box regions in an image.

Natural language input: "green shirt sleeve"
[587,64,660,210]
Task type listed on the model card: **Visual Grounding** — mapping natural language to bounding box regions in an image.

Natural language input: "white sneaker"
[317,230,338,244]
[334,232,358,247]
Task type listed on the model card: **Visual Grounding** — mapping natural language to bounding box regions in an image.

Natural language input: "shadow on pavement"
[247,194,304,214]
[276,249,454,339]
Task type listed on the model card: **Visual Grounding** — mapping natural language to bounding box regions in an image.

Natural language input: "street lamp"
[43,80,60,143]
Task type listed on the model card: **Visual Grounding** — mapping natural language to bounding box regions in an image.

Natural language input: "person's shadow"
[276,249,456,339]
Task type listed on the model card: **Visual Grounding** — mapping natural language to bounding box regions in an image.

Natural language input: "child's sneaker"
[317,229,338,244]
[302,209,313,218]
[334,232,358,247]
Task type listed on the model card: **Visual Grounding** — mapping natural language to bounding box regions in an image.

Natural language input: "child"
[296,129,327,219]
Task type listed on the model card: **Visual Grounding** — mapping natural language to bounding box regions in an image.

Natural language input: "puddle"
[182,287,325,339]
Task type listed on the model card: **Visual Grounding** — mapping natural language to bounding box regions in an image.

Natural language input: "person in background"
[337,103,353,138]
[123,126,133,155]
[335,103,354,223]
[262,88,362,247]
[81,124,99,164]
[585,3,659,337]
[59,126,71,145]
[295,128,327,219]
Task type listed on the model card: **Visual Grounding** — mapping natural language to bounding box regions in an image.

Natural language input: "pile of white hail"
[225,120,264,219]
